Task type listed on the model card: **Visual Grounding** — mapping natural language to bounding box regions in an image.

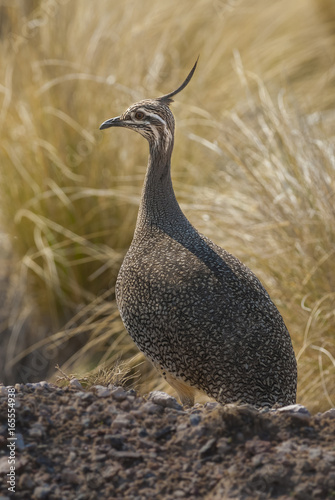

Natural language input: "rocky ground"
[0,382,334,500]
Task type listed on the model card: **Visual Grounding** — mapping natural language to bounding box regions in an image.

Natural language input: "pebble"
[216,437,231,454]
[66,451,77,462]
[321,408,335,419]
[39,381,52,388]
[0,387,7,396]
[109,450,142,460]
[141,401,164,415]
[148,391,183,410]
[19,472,35,489]
[16,432,25,451]
[69,378,83,390]
[275,404,311,416]
[33,485,52,500]
[0,456,9,474]
[177,422,188,432]
[81,417,91,427]
[25,382,45,389]
[111,386,128,401]
[93,386,112,398]
[276,440,296,454]
[309,447,322,460]
[199,438,217,457]
[112,413,133,428]
[204,402,220,410]
[102,465,121,479]
[189,414,202,426]
[174,490,186,497]
[251,454,264,466]
[62,471,81,484]
[28,424,44,438]
[75,391,94,401]
[104,434,124,449]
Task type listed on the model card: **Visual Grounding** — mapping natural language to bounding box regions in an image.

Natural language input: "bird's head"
[99,58,198,151]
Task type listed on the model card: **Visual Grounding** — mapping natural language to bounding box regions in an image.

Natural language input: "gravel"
[0,383,334,499]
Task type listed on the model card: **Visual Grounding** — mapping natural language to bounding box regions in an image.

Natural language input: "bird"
[99,59,297,408]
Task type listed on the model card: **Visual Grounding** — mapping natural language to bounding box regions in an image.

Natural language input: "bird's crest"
[156,57,199,105]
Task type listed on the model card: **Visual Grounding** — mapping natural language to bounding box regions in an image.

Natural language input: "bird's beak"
[99,116,123,130]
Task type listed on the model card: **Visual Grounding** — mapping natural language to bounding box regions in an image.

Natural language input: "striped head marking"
[99,58,198,151]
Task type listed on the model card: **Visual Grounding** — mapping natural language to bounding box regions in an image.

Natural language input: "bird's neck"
[134,141,187,234]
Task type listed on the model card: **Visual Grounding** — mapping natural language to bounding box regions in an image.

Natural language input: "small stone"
[112,413,133,428]
[33,485,52,500]
[236,432,245,442]
[302,460,315,472]
[189,414,201,426]
[28,423,44,438]
[251,454,265,467]
[26,382,43,389]
[216,437,231,454]
[81,416,91,427]
[328,472,335,488]
[104,434,124,450]
[148,391,183,410]
[0,456,9,474]
[154,425,174,440]
[102,465,121,479]
[323,452,335,464]
[120,399,131,411]
[109,450,142,460]
[111,386,128,401]
[66,451,77,462]
[276,404,311,416]
[245,438,271,455]
[16,433,25,451]
[0,387,7,396]
[141,402,164,415]
[79,392,94,401]
[204,402,220,410]
[94,386,112,398]
[309,447,322,460]
[62,470,81,484]
[321,408,335,419]
[174,490,186,497]
[227,464,237,475]
[69,378,83,390]
[276,440,296,454]
[74,391,86,398]
[199,438,217,458]
[177,422,188,432]
[19,471,34,488]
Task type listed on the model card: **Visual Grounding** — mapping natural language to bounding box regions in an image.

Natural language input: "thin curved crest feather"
[156,57,199,105]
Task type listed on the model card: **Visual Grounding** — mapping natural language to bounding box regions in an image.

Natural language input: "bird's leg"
[165,372,196,407]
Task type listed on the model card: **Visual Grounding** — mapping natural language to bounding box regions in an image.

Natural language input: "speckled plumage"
[100,61,297,407]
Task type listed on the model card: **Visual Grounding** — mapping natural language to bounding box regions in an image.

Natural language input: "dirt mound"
[0,383,334,499]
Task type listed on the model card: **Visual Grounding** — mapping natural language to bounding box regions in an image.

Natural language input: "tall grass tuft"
[0,0,334,411]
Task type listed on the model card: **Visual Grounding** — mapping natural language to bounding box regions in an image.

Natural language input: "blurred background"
[0,0,334,412]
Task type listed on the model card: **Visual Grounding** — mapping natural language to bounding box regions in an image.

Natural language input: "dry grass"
[0,0,334,412]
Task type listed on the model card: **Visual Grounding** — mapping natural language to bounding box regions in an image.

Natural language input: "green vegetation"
[0,0,334,412]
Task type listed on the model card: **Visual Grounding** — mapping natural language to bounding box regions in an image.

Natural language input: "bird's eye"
[135,111,145,120]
